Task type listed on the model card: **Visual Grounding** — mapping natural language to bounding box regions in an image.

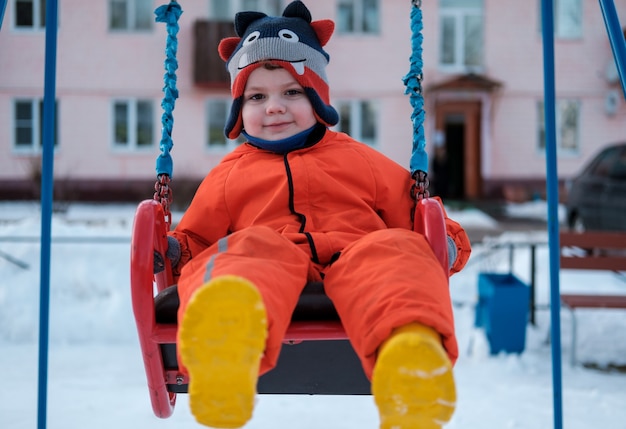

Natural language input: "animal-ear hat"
[218,1,338,139]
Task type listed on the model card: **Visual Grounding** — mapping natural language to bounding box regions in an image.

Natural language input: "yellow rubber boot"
[178,275,267,428]
[372,323,456,429]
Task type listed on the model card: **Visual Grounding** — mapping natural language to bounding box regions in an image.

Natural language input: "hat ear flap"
[311,19,335,47]
[234,11,267,36]
[218,37,241,61]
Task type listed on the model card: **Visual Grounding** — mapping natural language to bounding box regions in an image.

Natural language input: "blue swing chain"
[153,1,182,227]
[404,0,429,200]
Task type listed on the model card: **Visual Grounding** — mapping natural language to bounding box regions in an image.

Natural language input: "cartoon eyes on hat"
[243,31,261,46]
[278,29,299,43]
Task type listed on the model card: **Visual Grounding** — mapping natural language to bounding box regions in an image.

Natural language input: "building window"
[13,99,58,152]
[112,99,154,149]
[211,0,231,19]
[206,99,244,150]
[539,0,582,39]
[14,0,46,29]
[538,99,580,154]
[336,100,378,146]
[439,0,483,71]
[556,0,582,38]
[337,0,379,34]
[210,0,282,19]
[109,0,153,31]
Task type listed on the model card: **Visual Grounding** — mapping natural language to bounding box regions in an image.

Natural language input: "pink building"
[0,0,624,203]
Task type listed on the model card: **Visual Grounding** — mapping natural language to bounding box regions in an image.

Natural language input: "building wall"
[0,0,624,202]
[484,0,626,181]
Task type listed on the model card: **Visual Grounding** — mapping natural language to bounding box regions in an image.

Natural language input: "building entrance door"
[433,101,482,200]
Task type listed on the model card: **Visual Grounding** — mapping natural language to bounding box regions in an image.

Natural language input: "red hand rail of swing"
[131,199,176,418]
[414,198,449,272]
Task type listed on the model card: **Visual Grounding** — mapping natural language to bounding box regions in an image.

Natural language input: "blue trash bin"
[474,273,530,354]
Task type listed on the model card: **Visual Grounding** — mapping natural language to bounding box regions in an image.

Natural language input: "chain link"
[154,174,173,229]
[411,170,430,201]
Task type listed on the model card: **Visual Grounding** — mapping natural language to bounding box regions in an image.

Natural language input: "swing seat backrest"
[130,197,449,418]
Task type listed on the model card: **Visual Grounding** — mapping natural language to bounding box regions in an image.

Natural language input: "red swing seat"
[130,197,449,418]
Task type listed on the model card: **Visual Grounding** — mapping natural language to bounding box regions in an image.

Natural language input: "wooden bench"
[559,231,626,365]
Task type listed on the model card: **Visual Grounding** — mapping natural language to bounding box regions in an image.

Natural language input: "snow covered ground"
[1,200,625,429]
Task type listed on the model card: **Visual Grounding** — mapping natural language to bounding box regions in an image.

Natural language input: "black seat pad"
[154,281,339,324]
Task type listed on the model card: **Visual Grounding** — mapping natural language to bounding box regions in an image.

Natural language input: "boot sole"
[178,275,267,428]
[372,330,456,429]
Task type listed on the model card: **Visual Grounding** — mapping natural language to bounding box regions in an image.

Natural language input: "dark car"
[565,142,626,231]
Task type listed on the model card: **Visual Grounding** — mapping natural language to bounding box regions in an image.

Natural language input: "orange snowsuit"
[170,129,471,379]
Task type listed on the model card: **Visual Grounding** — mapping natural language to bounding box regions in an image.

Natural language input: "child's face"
[241,67,317,141]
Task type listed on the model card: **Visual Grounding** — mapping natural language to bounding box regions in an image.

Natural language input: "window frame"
[438,1,484,73]
[555,0,583,39]
[538,0,583,40]
[108,0,153,32]
[13,0,46,30]
[537,99,580,156]
[209,0,284,20]
[205,98,244,152]
[336,0,380,35]
[111,98,155,151]
[334,99,379,147]
[13,98,58,153]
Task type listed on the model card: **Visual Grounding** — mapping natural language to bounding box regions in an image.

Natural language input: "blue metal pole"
[38,0,59,428]
[540,1,563,429]
[0,0,7,31]
[598,0,626,99]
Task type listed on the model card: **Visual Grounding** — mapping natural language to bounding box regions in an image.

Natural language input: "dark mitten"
[154,236,181,274]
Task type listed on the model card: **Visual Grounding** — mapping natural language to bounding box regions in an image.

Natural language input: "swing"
[130,0,449,419]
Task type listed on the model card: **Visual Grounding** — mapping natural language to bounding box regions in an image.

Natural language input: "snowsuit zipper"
[283,153,320,264]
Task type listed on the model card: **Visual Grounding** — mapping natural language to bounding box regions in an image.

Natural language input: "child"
[164,2,471,428]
